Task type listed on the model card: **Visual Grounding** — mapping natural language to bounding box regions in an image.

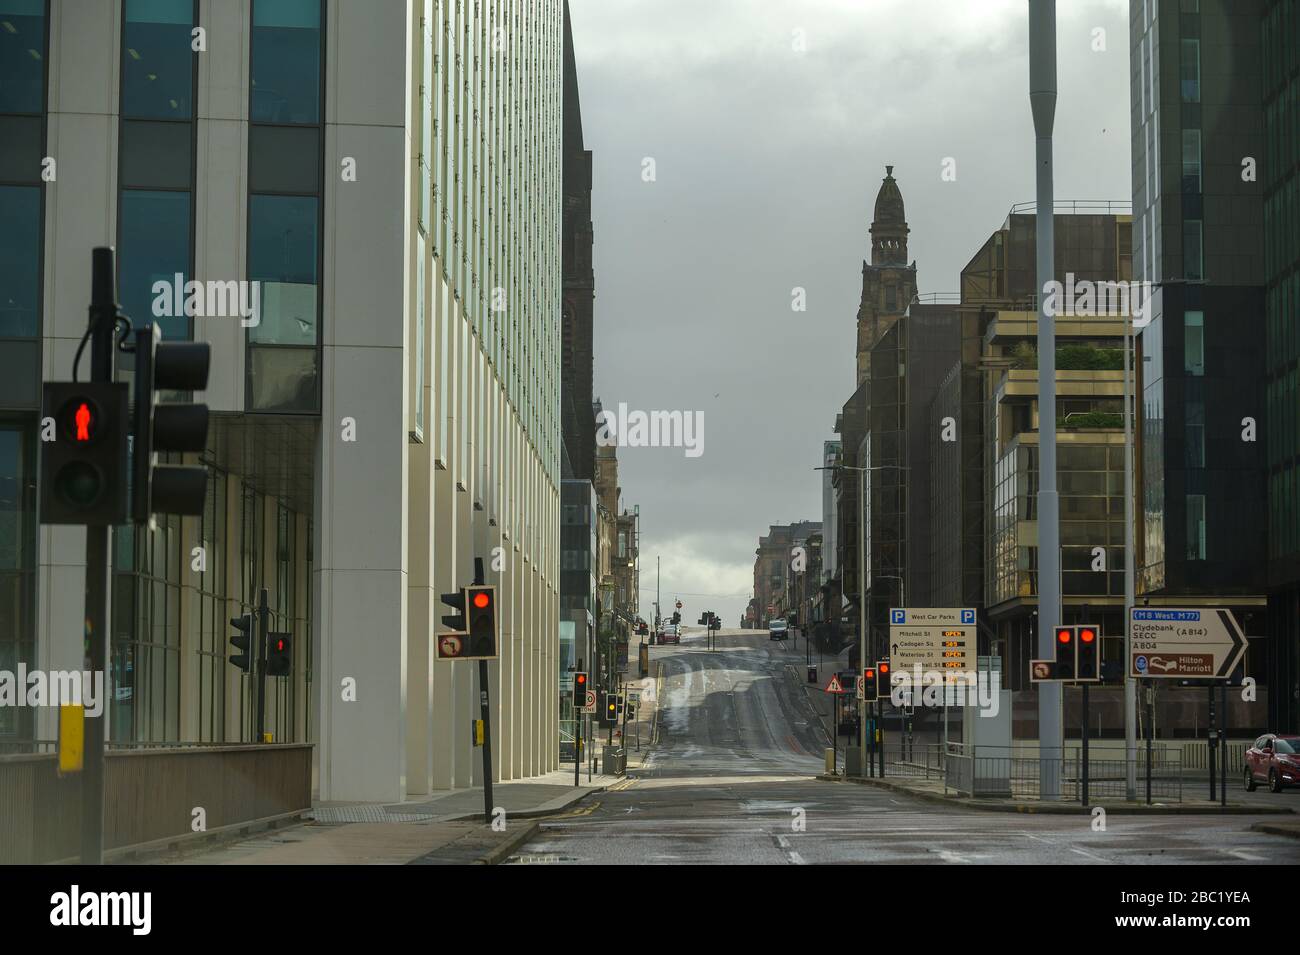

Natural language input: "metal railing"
[942,744,1182,803]
[1007,199,1133,217]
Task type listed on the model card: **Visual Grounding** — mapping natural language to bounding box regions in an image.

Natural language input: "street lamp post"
[1029,0,1063,801]
[817,461,909,778]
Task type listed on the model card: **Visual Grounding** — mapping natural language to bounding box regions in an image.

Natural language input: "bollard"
[825,748,836,775]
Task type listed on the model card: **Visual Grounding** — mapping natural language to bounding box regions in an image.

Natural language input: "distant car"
[1245,734,1300,792]
[660,625,680,645]
[769,618,788,641]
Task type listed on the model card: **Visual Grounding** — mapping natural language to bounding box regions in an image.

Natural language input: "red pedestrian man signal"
[75,402,91,442]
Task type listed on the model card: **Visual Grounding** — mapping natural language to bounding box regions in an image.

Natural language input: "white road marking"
[1224,847,1265,862]
[775,833,807,865]
[1069,846,1109,863]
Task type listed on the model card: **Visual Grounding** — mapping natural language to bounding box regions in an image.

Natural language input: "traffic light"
[672,611,680,625]
[229,612,254,672]
[862,666,878,703]
[266,631,292,677]
[602,693,618,726]
[572,671,588,710]
[440,588,466,631]
[464,584,498,658]
[1076,625,1100,682]
[132,324,210,521]
[40,382,130,525]
[876,660,891,698]
[1055,626,1076,681]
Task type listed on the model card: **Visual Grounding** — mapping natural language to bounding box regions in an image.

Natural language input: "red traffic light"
[74,402,92,441]
[473,591,491,609]
[1080,628,1096,643]
[1057,628,1073,644]
[576,673,586,686]
[879,662,889,674]
[863,667,876,680]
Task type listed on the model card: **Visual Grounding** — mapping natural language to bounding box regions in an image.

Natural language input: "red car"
[659,625,680,645]
[1244,734,1300,793]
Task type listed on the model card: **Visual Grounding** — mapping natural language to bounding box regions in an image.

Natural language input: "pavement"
[141,767,619,866]
[508,628,1300,864]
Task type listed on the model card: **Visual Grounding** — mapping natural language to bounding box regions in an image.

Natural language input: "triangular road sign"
[824,674,845,694]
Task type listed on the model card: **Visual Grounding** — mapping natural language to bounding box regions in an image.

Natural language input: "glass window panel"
[1180,38,1200,103]
[251,0,321,124]
[120,119,192,189]
[1187,493,1206,560]
[0,185,40,337]
[248,194,318,344]
[1184,310,1204,375]
[118,189,191,340]
[248,124,319,194]
[248,345,318,413]
[0,0,45,114]
[1181,128,1201,194]
[1183,220,1203,281]
[0,115,42,183]
[122,0,195,120]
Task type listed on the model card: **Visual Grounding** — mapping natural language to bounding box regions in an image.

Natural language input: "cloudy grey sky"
[569,0,1132,628]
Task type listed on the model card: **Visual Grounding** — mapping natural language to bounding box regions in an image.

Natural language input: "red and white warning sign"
[824,674,847,694]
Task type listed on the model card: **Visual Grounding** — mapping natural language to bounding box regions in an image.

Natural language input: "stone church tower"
[855,166,917,386]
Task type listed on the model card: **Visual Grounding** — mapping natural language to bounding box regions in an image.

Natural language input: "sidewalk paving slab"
[144,770,616,865]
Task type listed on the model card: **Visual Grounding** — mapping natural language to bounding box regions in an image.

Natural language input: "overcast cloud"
[570,0,1132,628]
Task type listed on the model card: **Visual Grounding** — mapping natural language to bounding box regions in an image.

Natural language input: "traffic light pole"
[479,659,493,824]
[256,587,269,743]
[1207,683,1216,803]
[1080,683,1090,807]
[80,248,119,865]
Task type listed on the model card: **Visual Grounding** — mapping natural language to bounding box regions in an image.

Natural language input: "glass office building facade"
[1129,0,1269,732]
[9,0,564,802]
[1263,0,1300,729]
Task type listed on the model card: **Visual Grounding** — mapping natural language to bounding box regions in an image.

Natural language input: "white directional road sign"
[889,608,976,678]
[1129,607,1246,680]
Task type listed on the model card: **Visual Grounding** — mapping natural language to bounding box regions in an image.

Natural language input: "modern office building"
[0,0,564,801]
[1129,0,1269,727]
[1262,0,1300,730]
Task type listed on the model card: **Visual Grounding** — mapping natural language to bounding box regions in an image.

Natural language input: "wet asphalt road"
[511,629,1300,865]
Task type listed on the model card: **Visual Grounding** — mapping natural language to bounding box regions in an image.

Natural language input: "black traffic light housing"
[266,631,292,677]
[601,692,618,726]
[572,671,588,710]
[861,666,878,703]
[465,584,498,658]
[1054,626,1076,681]
[40,382,130,525]
[132,324,210,521]
[876,660,891,698]
[440,589,466,632]
[1076,624,1100,682]
[229,612,254,672]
